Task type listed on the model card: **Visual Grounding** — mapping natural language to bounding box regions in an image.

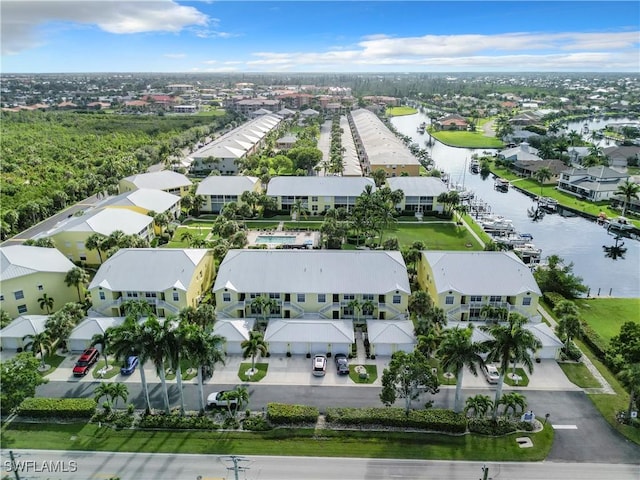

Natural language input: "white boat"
[494,178,509,191]
[513,243,542,265]
[538,197,558,211]
[490,233,530,247]
[607,216,634,232]
[480,216,515,233]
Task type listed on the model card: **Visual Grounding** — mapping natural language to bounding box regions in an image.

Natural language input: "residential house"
[0,246,77,318]
[499,142,541,162]
[68,316,125,352]
[196,176,261,214]
[231,98,281,116]
[214,249,410,355]
[0,315,49,350]
[557,166,629,201]
[417,251,542,323]
[508,111,543,127]
[366,319,416,356]
[349,108,421,177]
[189,114,282,176]
[211,318,255,355]
[88,248,215,318]
[119,171,192,197]
[386,177,448,214]
[42,208,154,264]
[266,176,375,214]
[511,159,566,180]
[568,147,591,165]
[435,114,469,131]
[603,145,640,168]
[275,134,298,151]
[97,188,181,220]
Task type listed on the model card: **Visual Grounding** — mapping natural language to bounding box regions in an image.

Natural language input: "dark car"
[120,355,139,375]
[72,347,99,377]
[334,353,349,375]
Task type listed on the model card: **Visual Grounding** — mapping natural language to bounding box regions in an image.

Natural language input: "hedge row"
[138,412,220,430]
[580,322,609,362]
[325,407,467,434]
[18,398,96,419]
[266,403,319,425]
[542,292,566,309]
[467,417,536,436]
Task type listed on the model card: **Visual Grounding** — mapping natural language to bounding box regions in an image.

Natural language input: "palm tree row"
[106,301,226,415]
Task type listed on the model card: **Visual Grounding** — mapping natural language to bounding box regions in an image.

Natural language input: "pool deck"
[246,229,320,249]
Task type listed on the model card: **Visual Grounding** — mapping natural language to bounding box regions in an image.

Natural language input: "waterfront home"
[213,249,410,322]
[557,166,629,201]
[196,176,261,214]
[498,142,541,162]
[88,248,215,318]
[119,170,192,197]
[42,208,154,264]
[349,108,421,177]
[0,315,49,350]
[511,159,566,180]
[434,114,469,131]
[267,176,375,214]
[602,145,640,168]
[417,251,542,323]
[386,177,448,214]
[189,114,282,176]
[0,246,77,318]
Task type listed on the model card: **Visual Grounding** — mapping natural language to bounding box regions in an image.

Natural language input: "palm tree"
[241,330,268,372]
[180,230,194,247]
[22,331,54,368]
[65,266,90,302]
[438,326,485,413]
[85,233,108,264]
[251,296,278,329]
[497,392,527,417]
[187,328,226,414]
[464,394,494,418]
[614,180,640,216]
[142,316,172,413]
[534,167,552,197]
[617,363,640,421]
[291,199,308,222]
[557,314,582,352]
[91,330,112,369]
[416,327,441,358]
[38,293,54,314]
[347,299,362,322]
[110,382,129,409]
[94,382,113,408]
[481,313,542,419]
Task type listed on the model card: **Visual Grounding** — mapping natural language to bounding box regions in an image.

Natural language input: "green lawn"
[574,298,640,343]
[558,362,601,389]
[386,106,418,117]
[502,368,530,387]
[92,358,120,380]
[348,364,378,384]
[390,223,482,250]
[165,225,211,248]
[0,421,553,461]
[39,354,66,377]
[429,130,504,149]
[238,362,268,382]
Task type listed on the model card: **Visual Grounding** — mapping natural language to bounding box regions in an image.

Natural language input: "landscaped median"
[1,401,554,461]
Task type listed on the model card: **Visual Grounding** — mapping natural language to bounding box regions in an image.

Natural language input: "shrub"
[325,407,467,434]
[242,415,272,431]
[18,398,96,419]
[138,412,220,430]
[560,342,582,361]
[266,403,319,425]
[580,322,609,362]
[467,417,535,436]
[222,417,240,429]
[543,292,566,309]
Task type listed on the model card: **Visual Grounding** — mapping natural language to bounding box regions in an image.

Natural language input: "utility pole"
[221,455,250,480]
[480,464,489,480]
[8,451,20,480]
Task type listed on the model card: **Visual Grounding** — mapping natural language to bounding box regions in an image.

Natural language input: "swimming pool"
[255,235,296,245]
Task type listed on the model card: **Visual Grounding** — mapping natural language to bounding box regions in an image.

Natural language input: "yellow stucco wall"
[1,272,78,319]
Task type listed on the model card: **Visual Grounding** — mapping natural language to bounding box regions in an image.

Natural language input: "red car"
[73,347,99,377]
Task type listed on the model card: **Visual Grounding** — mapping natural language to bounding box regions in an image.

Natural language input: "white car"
[206,390,238,408]
[483,364,500,384]
[312,354,327,377]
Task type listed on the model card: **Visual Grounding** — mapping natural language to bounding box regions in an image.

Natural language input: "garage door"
[267,342,288,355]
[310,342,328,355]
[372,343,392,356]
[1,336,20,350]
[69,339,90,353]
[291,342,308,355]
[225,342,243,355]
[537,347,559,359]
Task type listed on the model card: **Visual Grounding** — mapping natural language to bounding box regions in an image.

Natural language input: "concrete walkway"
[537,305,615,394]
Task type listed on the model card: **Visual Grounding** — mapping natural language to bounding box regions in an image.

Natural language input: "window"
[173,292,179,302]
[445,296,454,305]
[343,294,355,301]
[145,292,157,298]
[311,196,318,202]
[522,297,532,306]
[318,294,326,303]
[99,292,106,301]
[489,296,502,302]
[222,293,231,302]
[14,290,24,300]
[362,294,374,301]
[37,284,44,291]
[0,294,3,301]
[269,293,280,299]
[297,293,305,303]
[470,295,482,303]
[392,295,401,304]
[17,304,27,314]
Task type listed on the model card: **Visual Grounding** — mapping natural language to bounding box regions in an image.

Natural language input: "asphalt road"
[1,450,639,480]
[35,381,640,464]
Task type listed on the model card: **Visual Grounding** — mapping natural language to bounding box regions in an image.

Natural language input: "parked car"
[207,390,238,408]
[120,355,139,375]
[72,347,99,377]
[334,353,349,375]
[483,364,500,384]
[312,354,327,377]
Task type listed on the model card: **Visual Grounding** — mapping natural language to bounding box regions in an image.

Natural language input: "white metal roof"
[122,170,192,190]
[69,316,126,341]
[0,315,48,339]
[422,251,541,296]
[196,176,259,196]
[265,319,354,344]
[267,176,375,197]
[387,177,448,197]
[46,208,153,237]
[212,318,255,342]
[214,250,410,295]
[98,189,180,213]
[89,248,210,292]
[366,319,416,345]
[1,245,76,281]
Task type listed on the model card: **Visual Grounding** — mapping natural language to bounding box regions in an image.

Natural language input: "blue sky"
[1,1,638,73]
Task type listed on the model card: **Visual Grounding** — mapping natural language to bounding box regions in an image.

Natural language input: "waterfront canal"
[390,113,640,298]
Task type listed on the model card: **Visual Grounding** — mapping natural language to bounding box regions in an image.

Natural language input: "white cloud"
[247,31,640,71]
[1,0,209,55]
[164,53,186,59]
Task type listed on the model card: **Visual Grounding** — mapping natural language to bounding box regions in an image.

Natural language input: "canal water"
[390,113,640,298]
